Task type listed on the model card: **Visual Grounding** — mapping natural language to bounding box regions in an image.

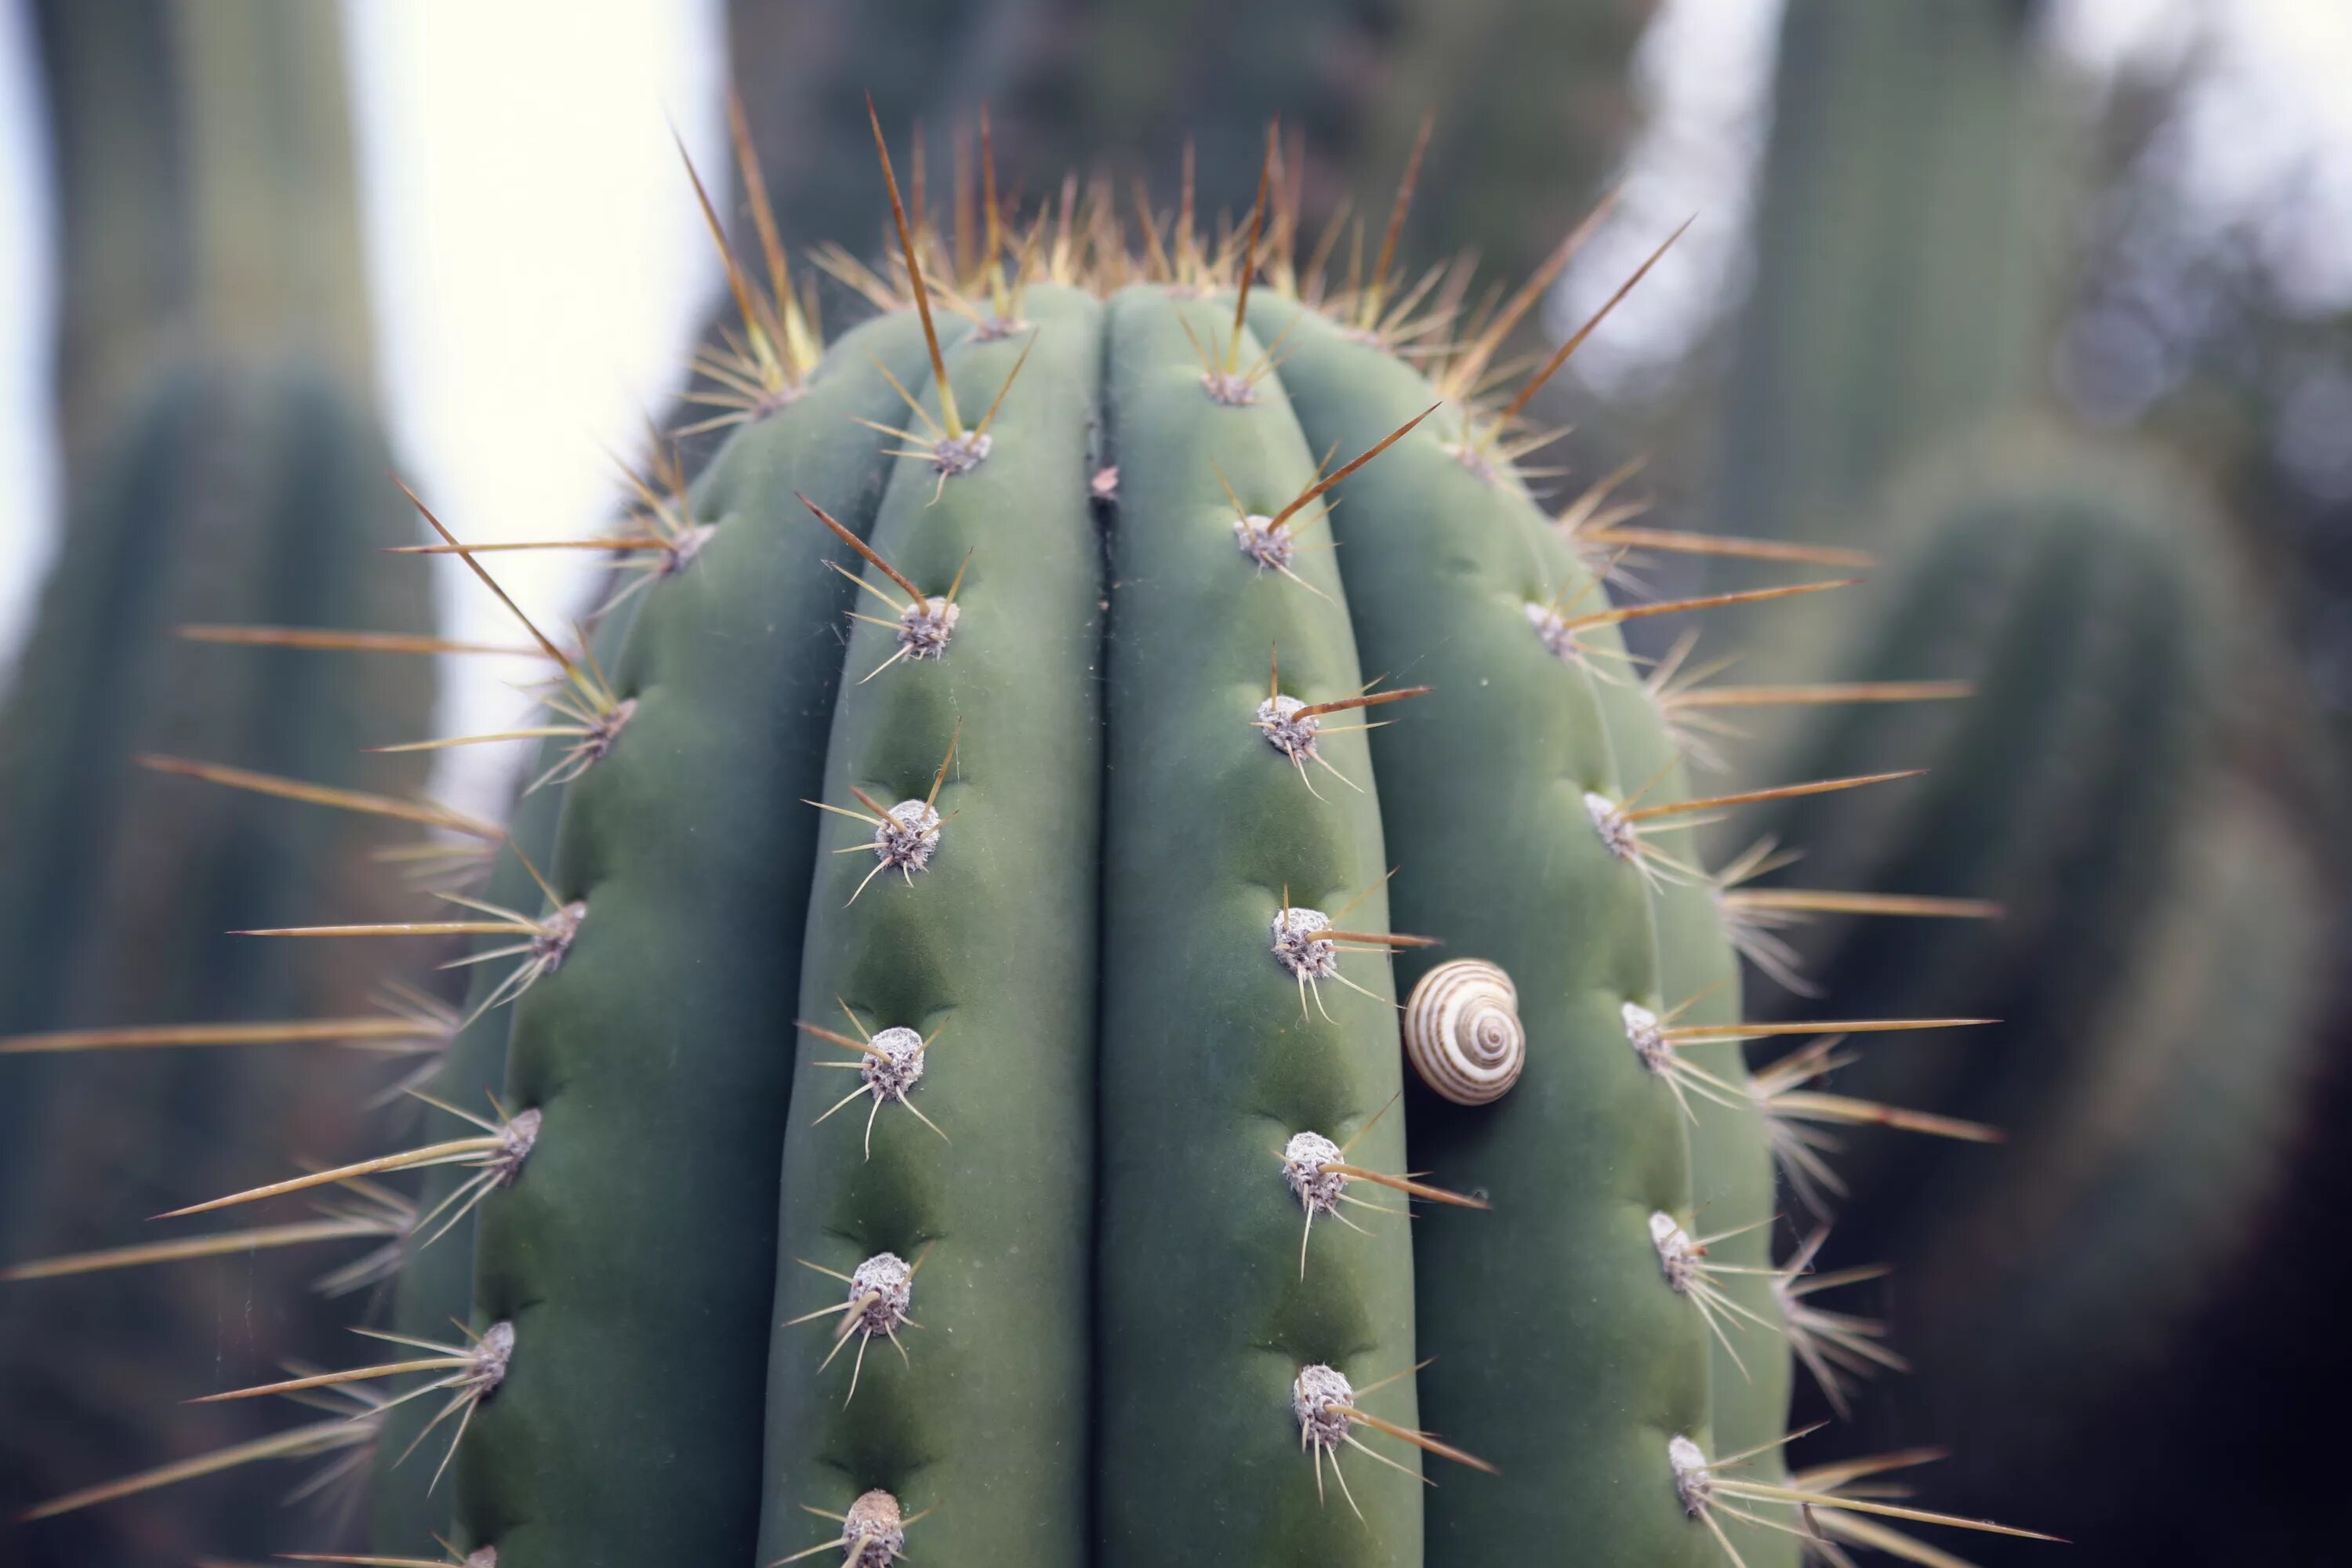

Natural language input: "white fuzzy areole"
[860,1027,927,1103]
[1201,368,1256,405]
[534,900,589,973]
[1269,906,1338,980]
[1233,513,1296,571]
[1524,600,1579,662]
[1622,1000,1669,1075]
[472,1319,517,1392]
[872,800,944,873]
[1291,1362,1356,1452]
[1282,1131,1346,1215]
[1584,791,1636,861]
[929,430,992,477]
[1668,1433,1713,1515]
[895,597,960,661]
[492,1108,542,1185]
[841,1486,909,1563]
[1255,694,1317,761]
[1649,1210,1698,1293]
[845,1251,916,1337]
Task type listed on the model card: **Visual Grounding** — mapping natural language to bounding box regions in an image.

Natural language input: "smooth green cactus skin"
[458,313,944,1568]
[1598,680,1794,1566]
[1092,292,1422,1563]
[755,288,1103,1568]
[1251,295,1716,1567]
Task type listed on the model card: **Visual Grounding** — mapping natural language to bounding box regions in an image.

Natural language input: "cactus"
[1712,0,2055,554]
[1737,423,2338,1528]
[9,123,2047,1568]
[1740,425,2227,1254]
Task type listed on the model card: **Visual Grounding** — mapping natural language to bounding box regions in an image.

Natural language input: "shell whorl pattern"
[1403,959,1526,1105]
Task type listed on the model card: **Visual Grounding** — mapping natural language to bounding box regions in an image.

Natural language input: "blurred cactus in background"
[722,0,1654,340]
[1737,419,2340,1546]
[0,2,435,1561]
[1746,424,2228,1228]
[1713,0,2059,553]
[1898,775,2330,1515]
[1680,4,2348,1550]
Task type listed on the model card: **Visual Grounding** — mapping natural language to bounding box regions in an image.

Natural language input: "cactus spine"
[10,122,2049,1568]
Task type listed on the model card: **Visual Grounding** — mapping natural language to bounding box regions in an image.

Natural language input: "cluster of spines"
[0,102,2060,1568]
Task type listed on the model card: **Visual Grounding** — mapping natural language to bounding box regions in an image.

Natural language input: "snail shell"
[1403,959,1525,1105]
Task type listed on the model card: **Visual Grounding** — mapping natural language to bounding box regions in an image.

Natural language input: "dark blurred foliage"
[1,5,438,1566]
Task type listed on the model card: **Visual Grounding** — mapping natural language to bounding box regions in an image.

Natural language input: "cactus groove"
[8,125,2056,1568]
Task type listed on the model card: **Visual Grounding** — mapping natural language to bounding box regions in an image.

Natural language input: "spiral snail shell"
[1403,959,1526,1105]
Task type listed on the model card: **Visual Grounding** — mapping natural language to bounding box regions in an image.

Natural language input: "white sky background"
[343,0,724,817]
[2,0,2352,808]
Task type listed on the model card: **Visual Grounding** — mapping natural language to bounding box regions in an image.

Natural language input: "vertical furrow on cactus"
[1250,295,1715,1566]
[753,285,1104,1568]
[1094,289,1424,1563]
[456,312,945,1567]
[1597,678,1795,1565]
